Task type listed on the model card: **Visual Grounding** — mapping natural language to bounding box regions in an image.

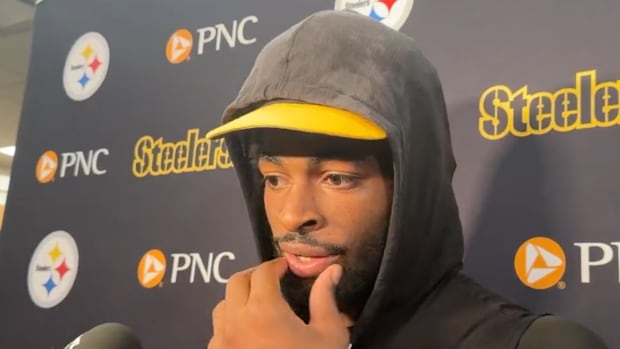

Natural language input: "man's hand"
[207,258,351,349]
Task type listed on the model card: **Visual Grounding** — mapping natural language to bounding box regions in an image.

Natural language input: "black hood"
[219,10,464,343]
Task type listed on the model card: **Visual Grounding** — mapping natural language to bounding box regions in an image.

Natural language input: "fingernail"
[331,264,343,285]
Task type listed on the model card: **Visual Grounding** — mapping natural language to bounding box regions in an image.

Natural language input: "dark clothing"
[220,10,608,349]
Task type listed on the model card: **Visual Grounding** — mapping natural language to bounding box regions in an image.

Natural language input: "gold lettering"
[553,87,579,132]
[527,91,554,136]
[510,86,531,138]
[173,141,188,173]
[593,82,620,127]
[479,85,512,140]
[479,69,620,140]
[216,140,233,169]
[132,135,154,178]
[132,128,233,178]
[160,143,175,175]
[575,70,596,130]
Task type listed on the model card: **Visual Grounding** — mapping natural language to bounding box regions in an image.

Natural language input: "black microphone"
[63,323,142,349]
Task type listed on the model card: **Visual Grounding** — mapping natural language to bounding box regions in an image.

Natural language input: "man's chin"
[276,233,385,324]
[280,270,315,323]
[280,266,374,325]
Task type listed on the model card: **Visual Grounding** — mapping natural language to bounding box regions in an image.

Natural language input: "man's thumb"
[309,264,346,329]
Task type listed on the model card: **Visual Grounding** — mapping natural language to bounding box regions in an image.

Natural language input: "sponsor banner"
[0,0,618,348]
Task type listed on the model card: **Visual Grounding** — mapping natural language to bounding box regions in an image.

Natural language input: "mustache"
[273,232,347,255]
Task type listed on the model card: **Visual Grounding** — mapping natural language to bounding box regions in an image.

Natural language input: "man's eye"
[263,175,282,188]
[325,174,356,187]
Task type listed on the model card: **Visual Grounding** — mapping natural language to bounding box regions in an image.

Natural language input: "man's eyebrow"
[309,156,366,168]
[258,155,282,165]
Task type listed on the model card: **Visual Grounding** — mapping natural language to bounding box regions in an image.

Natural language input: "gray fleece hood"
[219,10,464,345]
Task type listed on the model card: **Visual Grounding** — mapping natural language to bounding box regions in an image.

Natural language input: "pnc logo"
[137,249,167,288]
[34,148,109,183]
[164,16,258,64]
[36,150,59,184]
[166,29,193,64]
[514,237,566,290]
[137,248,235,288]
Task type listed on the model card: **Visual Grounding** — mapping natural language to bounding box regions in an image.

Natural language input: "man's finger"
[206,336,221,349]
[211,300,226,336]
[248,257,288,303]
[308,264,347,330]
[224,268,253,310]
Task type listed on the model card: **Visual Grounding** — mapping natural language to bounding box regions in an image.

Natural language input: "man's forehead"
[245,129,389,159]
[257,154,368,168]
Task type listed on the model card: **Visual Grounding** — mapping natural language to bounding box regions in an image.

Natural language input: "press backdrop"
[0,0,618,348]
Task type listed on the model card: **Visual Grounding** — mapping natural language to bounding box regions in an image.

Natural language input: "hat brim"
[206,102,387,140]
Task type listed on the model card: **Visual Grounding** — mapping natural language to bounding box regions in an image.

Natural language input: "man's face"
[257,151,393,323]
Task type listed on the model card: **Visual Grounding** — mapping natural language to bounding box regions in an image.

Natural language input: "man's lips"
[279,243,341,278]
[283,252,340,278]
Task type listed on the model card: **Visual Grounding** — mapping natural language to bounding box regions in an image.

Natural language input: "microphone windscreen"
[63,322,142,349]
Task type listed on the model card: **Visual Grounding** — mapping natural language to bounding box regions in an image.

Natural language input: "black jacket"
[218,10,608,349]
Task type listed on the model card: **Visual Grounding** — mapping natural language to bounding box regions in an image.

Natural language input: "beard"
[276,231,386,324]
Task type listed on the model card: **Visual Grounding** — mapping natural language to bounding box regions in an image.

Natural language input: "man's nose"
[277,182,325,234]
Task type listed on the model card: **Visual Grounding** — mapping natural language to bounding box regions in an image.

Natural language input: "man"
[205,10,608,349]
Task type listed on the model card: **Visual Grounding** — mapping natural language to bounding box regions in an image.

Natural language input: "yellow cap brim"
[206,102,387,140]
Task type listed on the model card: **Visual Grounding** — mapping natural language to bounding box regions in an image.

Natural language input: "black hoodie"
[215,10,608,349]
